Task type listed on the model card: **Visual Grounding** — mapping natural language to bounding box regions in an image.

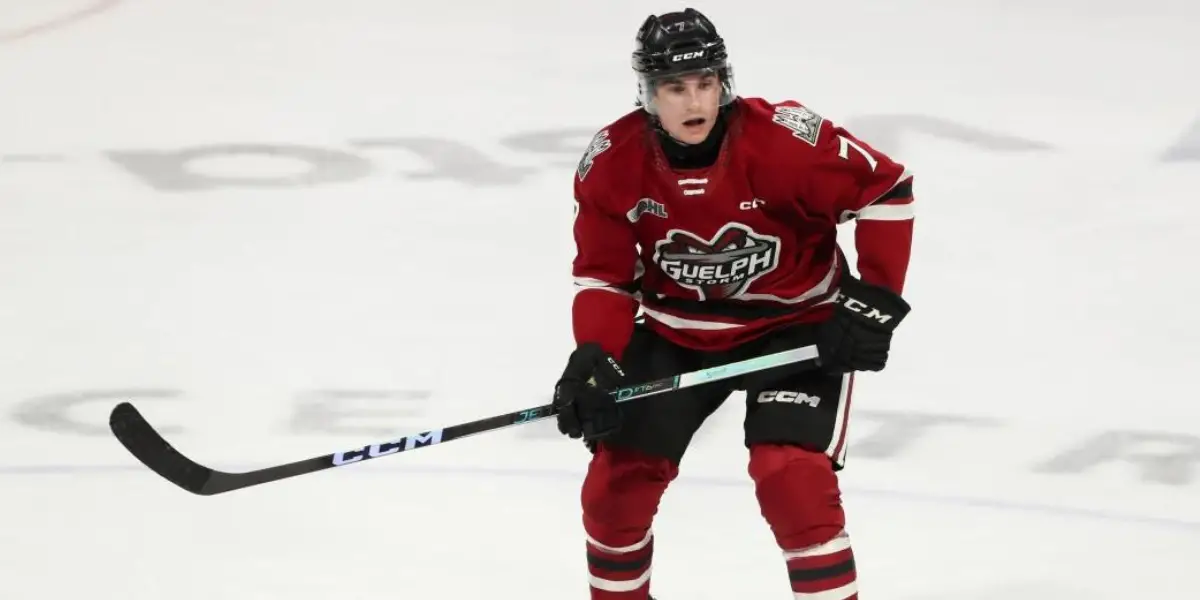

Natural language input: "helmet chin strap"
[654,104,732,168]
[652,103,731,144]
[649,116,692,146]
[658,123,695,146]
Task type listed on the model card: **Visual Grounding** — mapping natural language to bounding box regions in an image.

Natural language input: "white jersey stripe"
[857,202,914,221]
[641,307,743,330]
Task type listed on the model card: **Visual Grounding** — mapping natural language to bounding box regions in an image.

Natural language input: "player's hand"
[816,275,911,372]
[553,343,625,441]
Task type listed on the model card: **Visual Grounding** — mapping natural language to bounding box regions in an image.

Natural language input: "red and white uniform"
[571,97,915,358]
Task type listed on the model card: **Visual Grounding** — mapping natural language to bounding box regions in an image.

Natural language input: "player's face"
[653,72,722,145]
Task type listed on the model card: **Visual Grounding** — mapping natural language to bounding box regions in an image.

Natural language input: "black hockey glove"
[816,276,911,373]
[553,343,625,441]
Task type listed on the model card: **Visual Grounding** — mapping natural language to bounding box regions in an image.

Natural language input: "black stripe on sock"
[789,558,856,583]
[587,552,651,573]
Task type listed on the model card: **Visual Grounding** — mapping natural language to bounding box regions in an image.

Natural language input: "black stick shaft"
[108,345,818,495]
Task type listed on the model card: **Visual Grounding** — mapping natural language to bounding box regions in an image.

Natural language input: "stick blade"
[108,402,217,495]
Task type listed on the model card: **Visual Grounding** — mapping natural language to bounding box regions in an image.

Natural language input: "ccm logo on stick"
[331,429,445,466]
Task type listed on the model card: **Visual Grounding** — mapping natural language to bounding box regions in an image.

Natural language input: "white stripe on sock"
[586,530,653,554]
[782,530,851,560]
[794,580,858,600]
[589,567,653,592]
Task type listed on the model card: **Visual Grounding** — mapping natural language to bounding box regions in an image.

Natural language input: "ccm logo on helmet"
[672,50,705,62]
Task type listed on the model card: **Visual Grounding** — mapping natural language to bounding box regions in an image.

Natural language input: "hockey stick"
[108,345,820,496]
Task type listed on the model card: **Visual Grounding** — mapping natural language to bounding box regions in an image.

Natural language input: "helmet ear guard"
[631,8,738,114]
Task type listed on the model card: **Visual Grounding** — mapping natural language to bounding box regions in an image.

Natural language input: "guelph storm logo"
[653,223,781,300]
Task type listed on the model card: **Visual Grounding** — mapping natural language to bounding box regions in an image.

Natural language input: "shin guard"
[750,444,858,599]
[580,444,677,599]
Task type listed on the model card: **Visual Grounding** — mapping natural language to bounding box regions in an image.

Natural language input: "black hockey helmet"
[631,8,737,113]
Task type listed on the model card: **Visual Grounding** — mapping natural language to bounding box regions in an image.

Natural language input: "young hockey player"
[552,8,915,599]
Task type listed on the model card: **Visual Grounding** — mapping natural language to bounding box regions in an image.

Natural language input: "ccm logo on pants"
[756,390,821,407]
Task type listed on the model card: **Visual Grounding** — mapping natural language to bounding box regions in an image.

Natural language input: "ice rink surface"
[2,0,1199,598]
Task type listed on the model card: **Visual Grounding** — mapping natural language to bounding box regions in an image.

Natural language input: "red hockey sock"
[749,443,858,599]
[580,443,678,599]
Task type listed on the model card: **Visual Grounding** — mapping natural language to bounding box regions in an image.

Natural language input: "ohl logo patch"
[653,223,781,300]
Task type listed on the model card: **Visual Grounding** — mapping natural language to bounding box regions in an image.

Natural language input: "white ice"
[2,1,1199,598]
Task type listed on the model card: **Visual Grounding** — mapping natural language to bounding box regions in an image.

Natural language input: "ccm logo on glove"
[815,275,912,373]
[833,292,896,325]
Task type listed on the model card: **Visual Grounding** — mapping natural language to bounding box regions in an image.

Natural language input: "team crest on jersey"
[627,197,668,222]
[653,223,781,300]
[577,129,612,181]
[772,105,824,146]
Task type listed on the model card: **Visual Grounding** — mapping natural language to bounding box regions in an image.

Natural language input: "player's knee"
[581,443,678,545]
[748,443,845,549]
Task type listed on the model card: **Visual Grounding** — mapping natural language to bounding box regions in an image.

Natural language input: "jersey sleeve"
[788,107,915,294]
[571,176,640,360]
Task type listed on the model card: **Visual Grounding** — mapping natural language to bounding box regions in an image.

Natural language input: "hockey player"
[552,8,915,600]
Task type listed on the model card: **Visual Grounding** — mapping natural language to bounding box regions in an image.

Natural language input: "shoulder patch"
[577,129,613,181]
[626,197,668,222]
[771,105,824,147]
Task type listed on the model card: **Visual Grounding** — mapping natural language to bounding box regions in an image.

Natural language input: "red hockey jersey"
[571,97,914,358]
